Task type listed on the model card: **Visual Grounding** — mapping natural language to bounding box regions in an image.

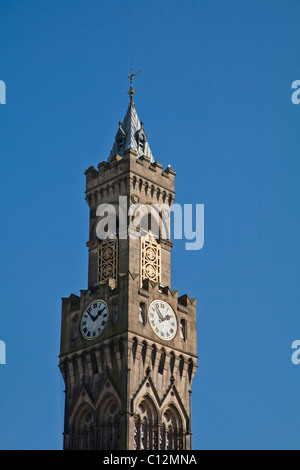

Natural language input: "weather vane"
[128,67,142,106]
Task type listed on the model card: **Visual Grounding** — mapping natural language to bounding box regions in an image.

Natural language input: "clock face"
[80,300,109,340]
[148,300,177,341]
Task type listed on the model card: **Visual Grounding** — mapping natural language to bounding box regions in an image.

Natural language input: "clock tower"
[59,77,198,450]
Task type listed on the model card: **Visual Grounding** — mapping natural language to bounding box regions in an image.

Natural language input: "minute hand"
[155,306,164,322]
[94,307,106,320]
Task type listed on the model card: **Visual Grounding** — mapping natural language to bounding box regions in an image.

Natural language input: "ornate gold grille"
[98,238,118,284]
[141,232,161,286]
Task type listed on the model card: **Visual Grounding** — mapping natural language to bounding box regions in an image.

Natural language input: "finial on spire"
[128,67,142,106]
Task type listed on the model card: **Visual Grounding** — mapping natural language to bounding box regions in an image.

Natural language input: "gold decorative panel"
[98,238,118,284]
[140,232,161,286]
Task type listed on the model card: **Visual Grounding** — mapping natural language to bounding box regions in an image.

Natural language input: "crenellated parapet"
[85,151,176,210]
[60,270,197,360]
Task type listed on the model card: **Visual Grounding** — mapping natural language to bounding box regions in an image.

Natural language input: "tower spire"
[108,69,154,162]
[128,68,141,106]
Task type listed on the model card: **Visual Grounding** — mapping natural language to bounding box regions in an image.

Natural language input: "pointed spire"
[108,72,154,163]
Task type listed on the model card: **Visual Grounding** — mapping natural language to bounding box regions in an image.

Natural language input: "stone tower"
[59,78,198,450]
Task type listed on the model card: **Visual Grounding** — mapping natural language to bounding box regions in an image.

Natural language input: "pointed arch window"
[71,405,95,450]
[161,405,184,451]
[99,397,120,450]
[134,396,159,450]
[180,319,186,340]
[139,302,146,325]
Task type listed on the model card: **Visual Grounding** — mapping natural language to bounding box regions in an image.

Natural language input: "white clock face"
[80,300,109,340]
[148,300,177,341]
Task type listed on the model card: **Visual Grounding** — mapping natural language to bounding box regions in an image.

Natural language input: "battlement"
[85,150,176,206]
[62,270,196,318]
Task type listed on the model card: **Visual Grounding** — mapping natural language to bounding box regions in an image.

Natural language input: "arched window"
[161,404,184,450]
[158,349,166,375]
[180,319,186,340]
[99,395,120,450]
[71,405,95,450]
[134,396,158,450]
[139,302,146,325]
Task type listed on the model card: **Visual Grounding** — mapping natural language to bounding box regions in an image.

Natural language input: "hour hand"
[88,312,96,321]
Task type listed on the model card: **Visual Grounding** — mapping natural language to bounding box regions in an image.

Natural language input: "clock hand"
[162,315,171,321]
[155,306,163,322]
[94,306,106,320]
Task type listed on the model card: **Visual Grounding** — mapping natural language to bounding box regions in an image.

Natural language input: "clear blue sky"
[1,0,300,450]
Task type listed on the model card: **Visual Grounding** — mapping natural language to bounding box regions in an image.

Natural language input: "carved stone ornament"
[131,194,140,204]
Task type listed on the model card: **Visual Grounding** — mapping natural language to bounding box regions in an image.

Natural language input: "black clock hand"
[88,312,96,321]
[162,315,171,322]
[94,306,106,320]
[155,306,164,322]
